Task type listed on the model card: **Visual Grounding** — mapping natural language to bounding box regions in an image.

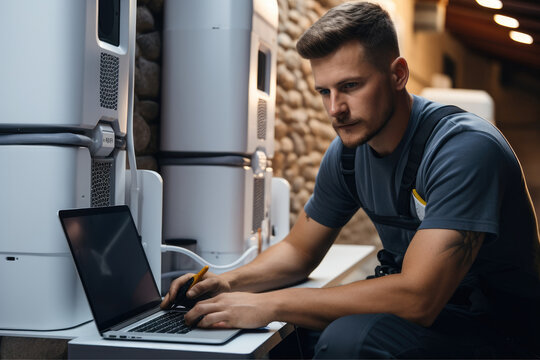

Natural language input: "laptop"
[58,205,241,344]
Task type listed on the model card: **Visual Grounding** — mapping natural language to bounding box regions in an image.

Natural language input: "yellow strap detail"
[412,189,426,206]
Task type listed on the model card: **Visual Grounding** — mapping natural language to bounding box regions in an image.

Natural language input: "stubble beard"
[335,104,395,149]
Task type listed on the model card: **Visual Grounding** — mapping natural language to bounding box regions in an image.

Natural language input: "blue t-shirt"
[305,95,540,312]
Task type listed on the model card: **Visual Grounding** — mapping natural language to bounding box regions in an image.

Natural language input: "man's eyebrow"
[314,77,364,91]
[336,76,363,86]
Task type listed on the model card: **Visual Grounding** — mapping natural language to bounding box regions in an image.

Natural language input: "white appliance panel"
[161,164,272,265]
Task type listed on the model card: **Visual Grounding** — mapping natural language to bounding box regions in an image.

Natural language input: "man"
[161,2,540,358]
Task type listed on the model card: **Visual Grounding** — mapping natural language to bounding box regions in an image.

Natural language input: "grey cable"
[0,133,93,147]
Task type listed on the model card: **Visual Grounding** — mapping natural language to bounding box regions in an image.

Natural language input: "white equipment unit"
[0,0,131,135]
[161,0,278,156]
[0,0,142,331]
[420,88,496,125]
[160,0,279,271]
[161,158,272,267]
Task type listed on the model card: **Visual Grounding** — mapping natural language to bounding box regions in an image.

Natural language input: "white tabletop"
[67,321,294,359]
[0,321,96,340]
[294,244,375,289]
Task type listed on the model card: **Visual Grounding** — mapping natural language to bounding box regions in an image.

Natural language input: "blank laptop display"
[59,205,240,344]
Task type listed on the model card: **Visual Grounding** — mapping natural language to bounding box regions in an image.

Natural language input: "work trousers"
[313,309,538,359]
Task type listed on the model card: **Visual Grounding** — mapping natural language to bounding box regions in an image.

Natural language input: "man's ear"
[390,57,409,90]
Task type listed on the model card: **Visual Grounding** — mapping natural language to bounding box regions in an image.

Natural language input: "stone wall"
[133,0,163,172]
[133,0,378,245]
[274,0,378,244]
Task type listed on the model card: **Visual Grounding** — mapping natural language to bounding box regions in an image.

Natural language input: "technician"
[162,2,540,358]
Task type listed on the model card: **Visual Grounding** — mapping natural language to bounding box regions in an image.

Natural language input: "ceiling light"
[494,14,519,28]
[475,0,503,9]
[509,30,534,44]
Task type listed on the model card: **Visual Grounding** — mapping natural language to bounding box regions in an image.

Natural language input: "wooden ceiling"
[444,0,540,70]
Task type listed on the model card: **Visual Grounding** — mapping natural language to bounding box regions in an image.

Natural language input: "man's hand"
[183,292,275,329]
[160,271,232,309]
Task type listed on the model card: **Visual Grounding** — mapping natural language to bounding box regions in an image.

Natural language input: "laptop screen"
[59,206,162,331]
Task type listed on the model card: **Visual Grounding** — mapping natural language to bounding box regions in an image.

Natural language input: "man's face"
[310,41,396,149]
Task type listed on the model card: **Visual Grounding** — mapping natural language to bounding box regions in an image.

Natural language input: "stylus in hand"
[171,266,209,308]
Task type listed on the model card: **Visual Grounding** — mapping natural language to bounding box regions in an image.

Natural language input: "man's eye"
[342,82,358,90]
[317,89,330,96]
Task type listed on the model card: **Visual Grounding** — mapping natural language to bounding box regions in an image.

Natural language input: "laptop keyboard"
[129,310,192,334]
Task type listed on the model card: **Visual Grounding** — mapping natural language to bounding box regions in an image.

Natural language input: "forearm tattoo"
[445,231,483,266]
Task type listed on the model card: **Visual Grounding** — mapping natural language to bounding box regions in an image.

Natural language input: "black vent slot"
[98,0,120,46]
[99,52,119,110]
[257,50,267,93]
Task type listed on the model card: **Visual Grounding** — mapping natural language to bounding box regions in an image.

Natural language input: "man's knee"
[314,313,397,359]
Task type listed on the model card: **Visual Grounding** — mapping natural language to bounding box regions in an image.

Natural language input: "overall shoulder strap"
[340,145,360,203]
[396,105,465,216]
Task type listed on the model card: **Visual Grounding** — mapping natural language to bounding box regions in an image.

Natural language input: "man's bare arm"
[180,209,341,299]
[221,209,341,292]
[185,228,485,329]
[264,228,485,328]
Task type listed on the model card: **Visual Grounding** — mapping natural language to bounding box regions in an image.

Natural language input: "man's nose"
[328,92,347,118]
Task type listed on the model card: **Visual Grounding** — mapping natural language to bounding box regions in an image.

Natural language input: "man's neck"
[368,91,413,157]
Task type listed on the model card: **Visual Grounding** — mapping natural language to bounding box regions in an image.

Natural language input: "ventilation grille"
[252,178,265,233]
[99,52,119,110]
[91,159,114,207]
[257,98,267,140]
